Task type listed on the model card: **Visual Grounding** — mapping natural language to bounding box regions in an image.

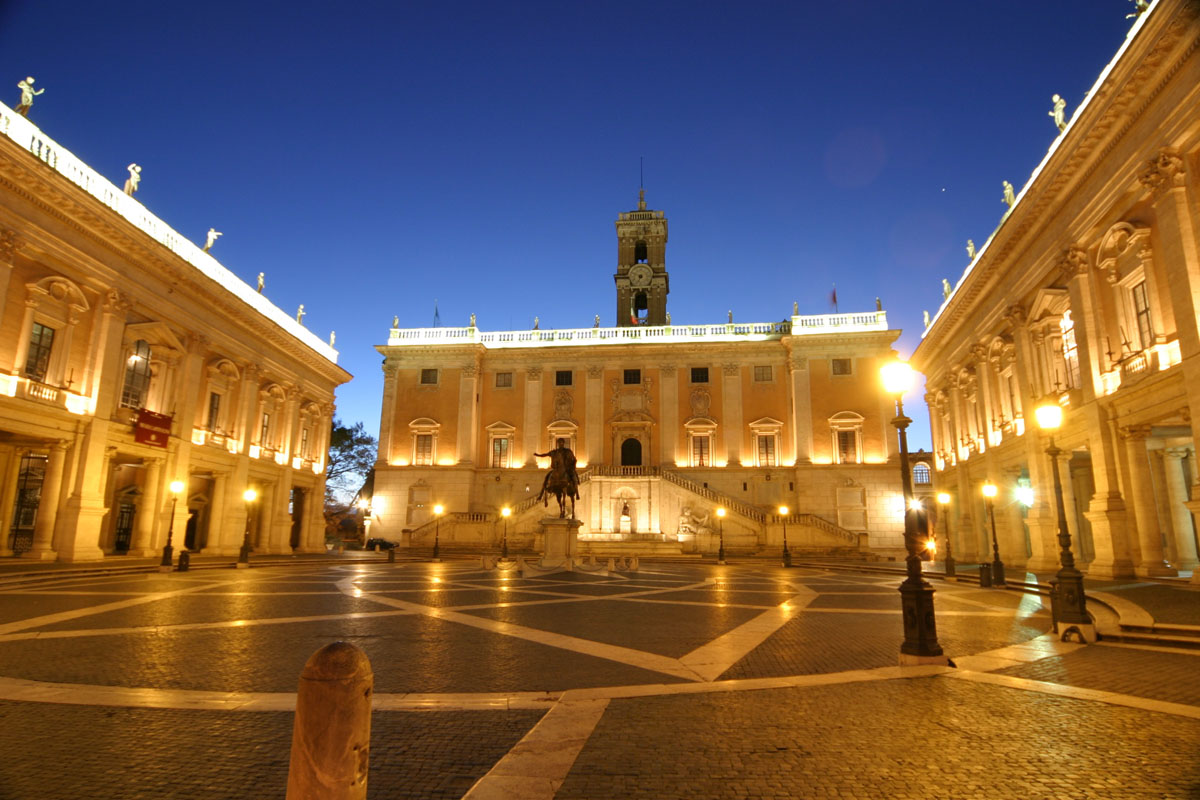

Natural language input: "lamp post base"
[898,573,949,664]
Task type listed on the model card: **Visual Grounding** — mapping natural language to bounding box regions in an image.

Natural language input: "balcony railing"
[385,312,888,349]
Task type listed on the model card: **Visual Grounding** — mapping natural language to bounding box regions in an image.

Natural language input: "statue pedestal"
[521,517,582,576]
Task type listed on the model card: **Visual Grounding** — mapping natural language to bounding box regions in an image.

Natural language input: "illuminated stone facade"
[373,196,911,555]
[914,0,1200,579]
[0,103,350,561]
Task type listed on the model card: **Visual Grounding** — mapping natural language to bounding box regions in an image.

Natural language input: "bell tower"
[614,189,669,326]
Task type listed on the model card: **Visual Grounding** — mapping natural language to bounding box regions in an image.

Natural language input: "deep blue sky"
[0,1,1139,449]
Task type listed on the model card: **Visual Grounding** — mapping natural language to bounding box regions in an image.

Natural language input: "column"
[128,457,163,556]
[0,230,22,331]
[947,374,968,462]
[1122,426,1171,576]
[790,355,812,464]
[659,365,677,465]
[522,367,542,465]
[209,471,231,553]
[0,448,19,556]
[971,346,997,447]
[377,363,398,466]
[22,442,66,561]
[235,364,260,453]
[10,298,36,375]
[1163,448,1198,569]
[1079,403,1135,578]
[455,363,479,464]
[585,366,603,465]
[721,363,743,465]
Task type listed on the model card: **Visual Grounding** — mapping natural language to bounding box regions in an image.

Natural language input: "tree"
[325,418,377,506]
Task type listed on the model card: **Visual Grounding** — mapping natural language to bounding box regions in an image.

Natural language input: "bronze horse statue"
[535,441,580,519]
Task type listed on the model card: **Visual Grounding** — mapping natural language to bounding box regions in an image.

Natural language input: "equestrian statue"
[535,439,580,519]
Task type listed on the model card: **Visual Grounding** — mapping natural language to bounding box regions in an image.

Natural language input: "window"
[624,369,641,385]
[691,435,711,467]
[420,368,438,385]
[300,427,310,459]
[206,392,221,431]
[260,412,272,448]
[836,430,858,463]
[1060,311,1080,390]
[634,240,648,263]
[24,322,55,382]
[555,370,573,386]
[831,358,852,376]
[120,339,152,409]
[414,434,433,465]
[753,365,772,382]
[491,437,509,468]
[1132,281,1153,350]
[757,434,777,467]
[913,463,932,485]
[691,367,709,384]
[495,372,513,388]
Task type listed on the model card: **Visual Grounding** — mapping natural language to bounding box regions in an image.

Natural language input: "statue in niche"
[203,228,222,252]
[1049,94,1067,132]
[123,164,142,196]
[966,239,976,260]
[1002,181,1015,208]
[942,278,952,299]
[15,77,43,116]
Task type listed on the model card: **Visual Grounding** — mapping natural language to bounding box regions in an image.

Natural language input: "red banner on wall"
[134,409,173,448]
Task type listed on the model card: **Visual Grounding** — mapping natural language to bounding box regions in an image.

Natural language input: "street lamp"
[982,482,1006,586]
[880,360,946,664]
[160,479,185,569]
[716,507,726,565]
[936,492,956,578]
[500,506,511,559]
[778,505,791,567]
[1034,399,1093,641]
[432,503,444,562]
[238,488,257,566]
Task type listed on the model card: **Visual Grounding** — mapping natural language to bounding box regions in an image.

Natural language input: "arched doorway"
[620,437,642,466]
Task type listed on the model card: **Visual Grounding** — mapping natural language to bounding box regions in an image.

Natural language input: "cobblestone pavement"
[0,560,1195,799]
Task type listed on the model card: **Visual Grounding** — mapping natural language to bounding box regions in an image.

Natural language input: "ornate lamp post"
[880,360,947,664]
[936,492,956,577]
[778,505,791,567]
[238,488,257,566]
[716,507,726,565]
[1034,400,1094,641]
[432,503,444,562]
[500,506,511,559]
[356,498,370,546]
[982,482,1006,586]
[160,479,185,569]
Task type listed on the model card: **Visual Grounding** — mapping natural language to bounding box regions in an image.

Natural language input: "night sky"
[0,1,1143,448]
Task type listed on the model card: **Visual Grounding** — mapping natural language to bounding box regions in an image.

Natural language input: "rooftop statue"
[296,304,305,324]
[203,228,222,252]
[1127,0,1150,19]
[593,315,600,328]
[533,316,539,330]
[392,315,399,328]
[469,313,476,328]
[1049,94,1067,132]
[923,310,931,328]
[942,278,952,299]
[257,272,265,293]
[329,331,336,347]
[966,240,976,260]
[1002,181,1015,208]
[15,76,43,117]
[123,164,142,196]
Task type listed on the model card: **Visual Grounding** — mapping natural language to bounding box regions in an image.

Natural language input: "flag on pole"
[433,300,441,327]
[829,285,838,312]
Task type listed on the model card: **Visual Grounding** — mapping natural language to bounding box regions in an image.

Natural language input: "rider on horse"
[534,439,580,514]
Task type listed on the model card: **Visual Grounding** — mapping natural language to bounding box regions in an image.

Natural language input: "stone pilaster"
[721,363,742,465]
[21,442,66,561]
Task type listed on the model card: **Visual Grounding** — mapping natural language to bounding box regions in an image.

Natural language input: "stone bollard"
[176,551,190,572]
[286,642,373,800]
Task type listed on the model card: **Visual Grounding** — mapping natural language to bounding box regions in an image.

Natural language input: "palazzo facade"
[914,0,1200,579]
[0,102,350,561]
[372,193,912,556]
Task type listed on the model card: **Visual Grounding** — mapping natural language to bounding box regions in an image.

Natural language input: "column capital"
[1056,245,1089,283]
[1138,147,1186,197]
[1120,424,1153,441]
[0,229,24,263]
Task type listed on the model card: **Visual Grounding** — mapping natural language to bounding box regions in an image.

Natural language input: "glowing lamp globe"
[433,504,444,516]
[982,482,998,499]
[936,492,951,505]
[880,361,914,396]
[243,488,257,503]
[501,507,511,518]
[716,507,726,518]
[169,480,185,495]
[778,505,789,516]
[1034,401,1064,431]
